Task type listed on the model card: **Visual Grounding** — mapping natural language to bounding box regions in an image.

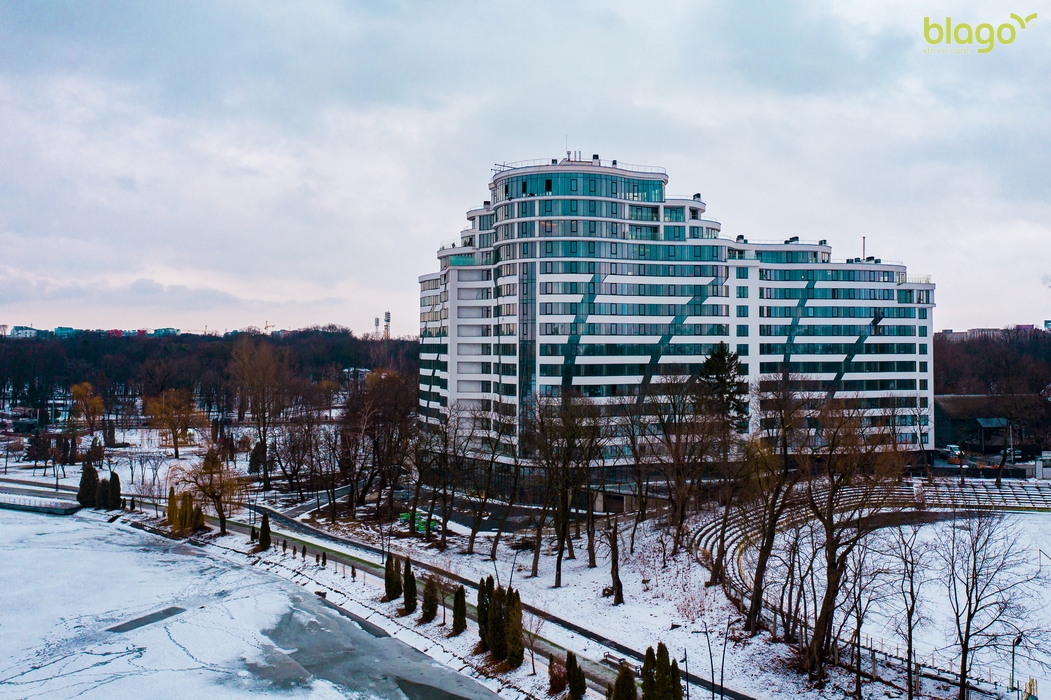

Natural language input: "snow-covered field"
[0,509,502,700]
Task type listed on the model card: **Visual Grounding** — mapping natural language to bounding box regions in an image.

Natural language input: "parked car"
[940,444,963,459]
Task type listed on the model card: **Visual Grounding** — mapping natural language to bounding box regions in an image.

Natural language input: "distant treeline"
[0,327,418,413]
[935,331,1051,395]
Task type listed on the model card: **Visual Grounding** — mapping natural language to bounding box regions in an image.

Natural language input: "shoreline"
[124,512,550,700]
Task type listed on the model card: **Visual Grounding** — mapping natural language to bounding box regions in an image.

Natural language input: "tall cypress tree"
[76,463,98,508]
[487,585,508,661]
[108,471,122,510]
[452,585,467,635]
[654,643,672,700]
[612,663,639,700]
[567,650,586,700]
[641,647,657,700]
[506,588,524,668]
[167,486,179,527]
[403,558,417,614]
[668,659,683,700]
[259,512,272,549]
[385,555,402,601]
[477,577,491,651]
[95,478,109,509]
[421,576,439,622]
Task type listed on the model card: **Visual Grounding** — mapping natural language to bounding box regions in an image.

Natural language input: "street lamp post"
[1011,634,1023,699]
[680,650,690,700]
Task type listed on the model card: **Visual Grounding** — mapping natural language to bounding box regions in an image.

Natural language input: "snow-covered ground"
[0,508,503,700]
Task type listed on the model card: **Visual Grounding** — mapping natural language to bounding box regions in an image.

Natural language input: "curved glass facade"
[420,156,936,454]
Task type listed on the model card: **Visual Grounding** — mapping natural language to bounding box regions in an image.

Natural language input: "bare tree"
[934,506,1043,700]
[743,373,810,635]
[530,392,605,588]
[801,396,905,685]
[523,612,546,675]
[177,446,243,535]
[230,338,291,490]
[888,521,929,700]
[143,389,197,459]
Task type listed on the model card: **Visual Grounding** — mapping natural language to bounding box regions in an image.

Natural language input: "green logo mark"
[924,13,1037,53]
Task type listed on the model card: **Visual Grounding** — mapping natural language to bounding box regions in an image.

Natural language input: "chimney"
[592,153,600,164]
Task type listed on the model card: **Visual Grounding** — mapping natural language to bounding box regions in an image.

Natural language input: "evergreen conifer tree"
[282,539,287,553]
[192,504,204,529]
[567,651,586,700]
[641,647,657,700]
[108,471,121,510]
[259,512,272,549]
[322,551,327,567]
[506,588,524,668]
[668,660,683,700]
[250,526,257,541]
[487,585,507,660]
[384,555,396,599]
[316,552,320,564]
[654,643,672,700]
[167,486,178,527]
[76,462,99,508]
[612,663,638,700]
[403,558,417,613]
[179,492,194,530]
[130,497,135,511]
[95,478,109,509]
[452,585,467,635]
[477,577,490,650]
[421,576,439,622]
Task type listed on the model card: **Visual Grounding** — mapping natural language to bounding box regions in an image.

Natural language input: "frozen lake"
[0,509,501,700]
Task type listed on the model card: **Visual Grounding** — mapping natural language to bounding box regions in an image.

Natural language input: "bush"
[549,654,568,694]
[76,463,98,508]
[452,585,467,636]
[421,576,439,623]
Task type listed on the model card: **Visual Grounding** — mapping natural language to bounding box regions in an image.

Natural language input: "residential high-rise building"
[419,155,935,455]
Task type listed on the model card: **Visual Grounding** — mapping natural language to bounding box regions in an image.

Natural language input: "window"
[545,179,552,192]
[571,179,578,192]
[521,181,527,194]
[664,207,685,222]
[737,267,748,279]
[736,286,748,299]
[690,207,699,220]
[737,324,749,337]
[571,220,578,233]
[919,362,928,372]
[920,379,928,390]
[920,343,928,354]
[737,344,749,356]
[589,179,596,193]
[919,326,928,337]
[919,308,927,319]
[737,305,749,318]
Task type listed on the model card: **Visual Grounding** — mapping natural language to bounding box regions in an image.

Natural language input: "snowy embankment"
[262,508,937,700]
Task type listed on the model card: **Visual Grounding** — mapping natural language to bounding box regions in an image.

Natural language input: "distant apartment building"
[420,155,936,456]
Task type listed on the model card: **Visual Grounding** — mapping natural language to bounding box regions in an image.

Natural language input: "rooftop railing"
[491,158,667,175]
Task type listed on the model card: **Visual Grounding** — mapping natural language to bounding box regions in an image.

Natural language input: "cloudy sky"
[1,0,1049,335]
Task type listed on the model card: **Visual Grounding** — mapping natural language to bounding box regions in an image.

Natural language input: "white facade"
[420,156,935,453]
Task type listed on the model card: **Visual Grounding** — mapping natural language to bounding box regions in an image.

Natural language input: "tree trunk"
[586,486,597,569]
[490,467,520,561]
[708,495,734,586]
[610,518,624,605]
[745,485,784,633]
